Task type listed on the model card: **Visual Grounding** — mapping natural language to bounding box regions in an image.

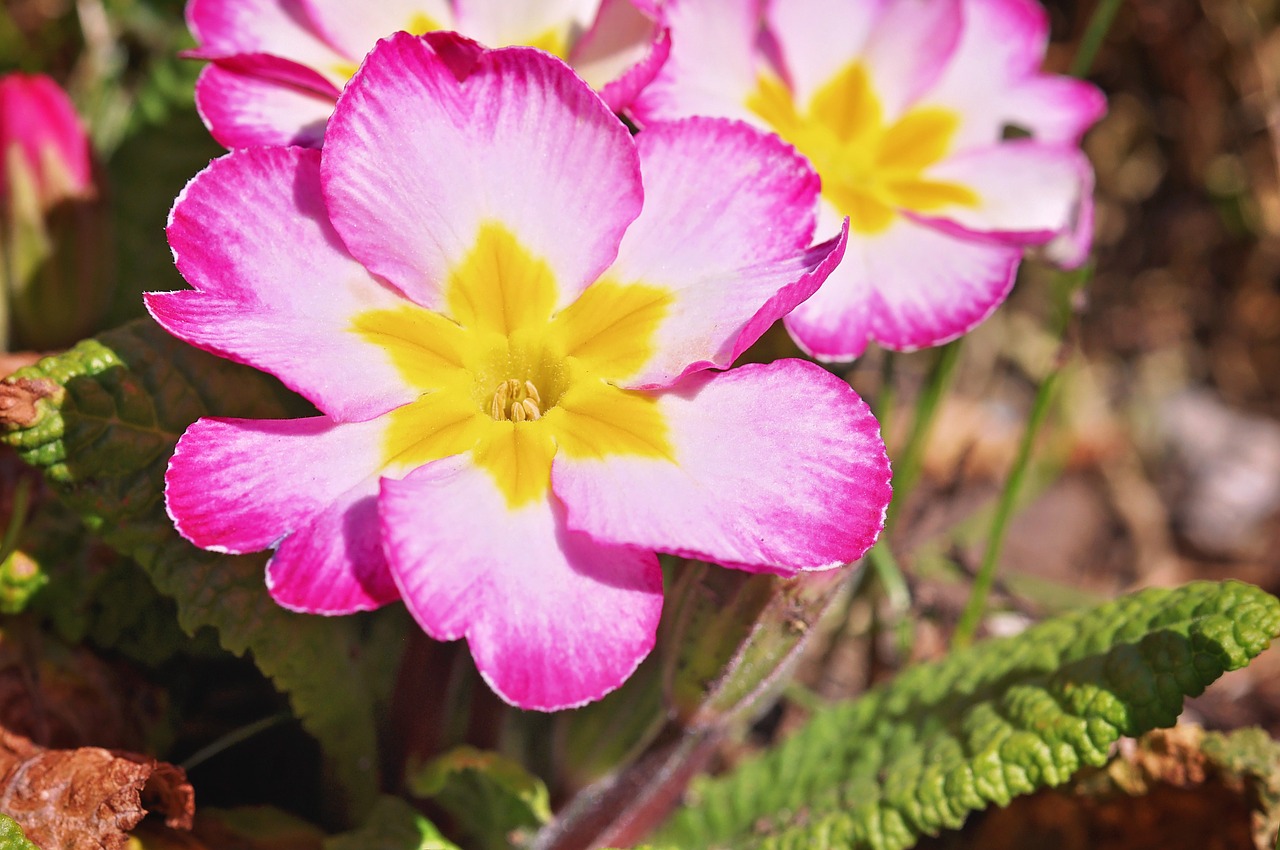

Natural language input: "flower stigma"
[491,378,544,422]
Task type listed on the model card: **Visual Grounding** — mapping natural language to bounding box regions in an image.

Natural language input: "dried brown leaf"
[0,728,193,850]
[0,379,58,429]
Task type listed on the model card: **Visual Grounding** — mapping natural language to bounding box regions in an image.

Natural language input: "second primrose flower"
[149,34,892,711]
[635,0,1106,361]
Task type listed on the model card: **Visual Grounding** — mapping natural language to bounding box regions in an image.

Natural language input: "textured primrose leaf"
[408,746,551,850]
[324,797,459,850]
[0,814,38,850]
[0,318,380,818]
[659,580,1280,850]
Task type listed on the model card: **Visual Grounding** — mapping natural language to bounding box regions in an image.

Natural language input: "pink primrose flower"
[186,0,669,148]
[633,0,1107,361]
[148,33,892,711]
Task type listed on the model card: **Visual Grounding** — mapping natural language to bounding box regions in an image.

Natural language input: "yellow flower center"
[747,62,978,234]
[353,222,676,508]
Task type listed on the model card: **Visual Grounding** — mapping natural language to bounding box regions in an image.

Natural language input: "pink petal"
[571,0,670,112]
[1041,164,1096,269]
[630,0,763,125]
[150,146,419,421]
[924,0,1105,148]
[599,118,846,386]
[764,0,888,107]
[194,64,336,148]
[1005,75,1108,144]
[920,141,1092,243]
[187,0,351,71]
[298,0,456,61]
[193,51,341,95]
[552,361,890,572]
[454,0,599,47]
[166,415,399,613]
[322,33,642,313]
[784,206,1021,359]
[858,0,963,119]
[381,456,663,711]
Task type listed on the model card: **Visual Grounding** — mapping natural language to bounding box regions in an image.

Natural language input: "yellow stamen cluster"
[490,378,543,422]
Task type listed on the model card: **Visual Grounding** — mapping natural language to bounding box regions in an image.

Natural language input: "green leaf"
[0,815,38,850]
[408,746,551,850]
[324,797,459,850]
[17,498,220,666]
[105,108,224,328]
[660,580,1280,850]
[0,319,381,819]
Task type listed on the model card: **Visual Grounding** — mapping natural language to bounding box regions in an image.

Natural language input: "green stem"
[886,339,963,530]
[951,370,1062,648]
[952,267,1093,647]
[868,541,913,658]
[0,477,32,565]
[180,711,294,772]
[1070,0,1126,77]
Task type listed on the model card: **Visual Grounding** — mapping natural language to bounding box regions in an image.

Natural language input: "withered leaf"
[0,728,193,850]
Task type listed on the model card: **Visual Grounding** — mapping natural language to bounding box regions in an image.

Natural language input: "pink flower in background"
[0,73,113,350]
[187,0,668,148]
[0,74,93,206]
[634,0,1105,361]
[148,34,890,710]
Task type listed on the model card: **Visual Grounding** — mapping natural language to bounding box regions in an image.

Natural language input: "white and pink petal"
[601,118,847,386]
[856,0,963,120]
[784,208,1022,359]
[194,64,337,149]
[1040,163,1096,269]
[166,415,400,613]
[923,0,1104,147]
[1005,75,1107,144]
[919,141,1092,243]
[552,361,890,572]
[571,0,670,112]
[298,0,456,62]
[455,0,599,48]
[764,0,887,108]
[151,146,421,421]
[630,0,764,125]
[381,456,664,711]
[186,0,349,69]
[322,33,643,313]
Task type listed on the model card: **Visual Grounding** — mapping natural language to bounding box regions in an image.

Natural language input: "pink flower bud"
[0,74,94,205]
[0,73,113,351]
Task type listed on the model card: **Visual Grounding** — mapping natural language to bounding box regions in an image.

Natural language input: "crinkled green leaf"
[0,319,380,818]
[324,797,459,850]
[660,580,1280,850]
[0,814,37,850]
[408,746,550,850]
